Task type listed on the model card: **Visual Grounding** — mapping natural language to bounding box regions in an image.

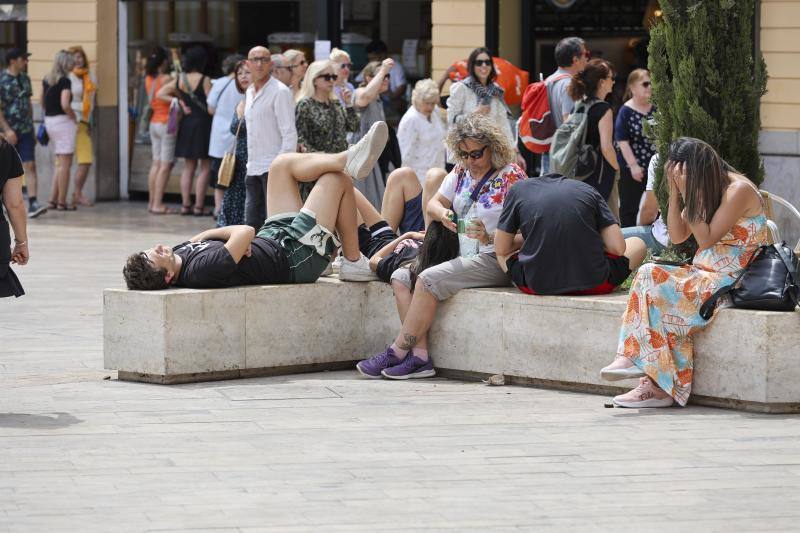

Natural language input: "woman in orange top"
[144,47,177,214]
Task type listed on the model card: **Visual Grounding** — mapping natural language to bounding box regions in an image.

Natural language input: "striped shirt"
[244,76,297,175]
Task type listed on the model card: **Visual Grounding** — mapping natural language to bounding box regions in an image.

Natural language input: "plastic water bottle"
[457,204,480,258]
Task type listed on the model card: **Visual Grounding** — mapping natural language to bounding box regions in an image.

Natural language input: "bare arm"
[666,165,692,244]
[3,176,28,265]
[60,89,76,121]
[354,59,393,108]
[189,225,255,264]
[685,180,760,250]
[368,231,425,271]
[617,140,643,181]
[598,109,619,171]
[0,107,15,144]
[437,66,456,92]
[156,78,177,103]
[493,229,522,257]
[600,224,626,256]
[638,190,659,226]
[426,192,457,233]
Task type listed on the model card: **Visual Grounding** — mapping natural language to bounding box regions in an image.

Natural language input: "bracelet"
[14,240,26,246]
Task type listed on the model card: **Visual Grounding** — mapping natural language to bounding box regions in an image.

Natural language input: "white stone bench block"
[104,278,800,413]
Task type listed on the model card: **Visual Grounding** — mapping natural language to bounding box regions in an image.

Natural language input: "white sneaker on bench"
[339,254,377,282]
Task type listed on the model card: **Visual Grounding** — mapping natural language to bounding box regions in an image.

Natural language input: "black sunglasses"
[339,63,352,69]
[474,59,492,67]
[642,81,652,88]
[316,73,337,82]
[457,145,488,160]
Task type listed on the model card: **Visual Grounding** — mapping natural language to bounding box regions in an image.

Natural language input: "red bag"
[517,73,570,154]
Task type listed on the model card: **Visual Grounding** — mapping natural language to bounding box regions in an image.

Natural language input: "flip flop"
[150,206,179,215]
[56,203,76,211]
[193,207,212,217]
[180,205,193,216]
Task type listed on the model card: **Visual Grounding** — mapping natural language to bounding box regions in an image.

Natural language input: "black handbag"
[699,242,799,320]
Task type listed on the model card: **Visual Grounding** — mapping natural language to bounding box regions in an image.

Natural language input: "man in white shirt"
[621,155,669,254]
[541,36,589,174]
[243,46,297,229]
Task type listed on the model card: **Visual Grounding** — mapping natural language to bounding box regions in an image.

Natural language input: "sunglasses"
[642,81,652,88]
[339,63,352,69]
[457,145,488,160]
[474,59,492,67]
[316,73,337,82]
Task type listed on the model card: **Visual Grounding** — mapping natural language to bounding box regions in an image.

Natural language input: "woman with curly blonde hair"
[356,112,527,380]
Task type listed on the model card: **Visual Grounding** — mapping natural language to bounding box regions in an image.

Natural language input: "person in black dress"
[0,138,27,298]
[156,46,213,216]
[566,59,620,202]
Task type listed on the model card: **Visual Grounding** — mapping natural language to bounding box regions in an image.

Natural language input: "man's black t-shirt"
[497,175,619,294]
[174,236,291,288]
[0,140,24,224]
[375,239,422,283]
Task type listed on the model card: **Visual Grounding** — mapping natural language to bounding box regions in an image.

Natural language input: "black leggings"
[618,166,647,228]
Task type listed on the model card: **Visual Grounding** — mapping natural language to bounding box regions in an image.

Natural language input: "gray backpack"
[550,98,603,181]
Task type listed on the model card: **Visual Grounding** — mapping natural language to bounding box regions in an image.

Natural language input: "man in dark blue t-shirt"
[495,174,646,295]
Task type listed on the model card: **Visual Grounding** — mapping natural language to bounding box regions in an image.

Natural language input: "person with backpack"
[519,37,588,174]
[551,59,619,201]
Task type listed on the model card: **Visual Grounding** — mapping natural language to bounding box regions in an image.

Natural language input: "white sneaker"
[344,121,388,181]
[613,377,674,408]
[320,263,334,277]
[600,356,647,381]
[339,254,378,282]
[331,254,343,274]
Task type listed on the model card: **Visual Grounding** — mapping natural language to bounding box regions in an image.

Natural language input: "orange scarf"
[73,67,96,121]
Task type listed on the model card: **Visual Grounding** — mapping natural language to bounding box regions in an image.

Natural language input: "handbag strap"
[699,245,766,320]
[773,242,799,286]
[179,73,208,112]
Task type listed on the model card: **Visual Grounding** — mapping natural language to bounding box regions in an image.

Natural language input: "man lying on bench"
[123,122,389,290]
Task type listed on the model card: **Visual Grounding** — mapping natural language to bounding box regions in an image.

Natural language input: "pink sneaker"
[600,356,646,381]
[613,377,674,408]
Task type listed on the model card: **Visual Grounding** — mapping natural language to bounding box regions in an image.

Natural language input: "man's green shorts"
[257,208,340,283]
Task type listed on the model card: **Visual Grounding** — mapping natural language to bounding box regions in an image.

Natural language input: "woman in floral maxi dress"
[600,138,768,408]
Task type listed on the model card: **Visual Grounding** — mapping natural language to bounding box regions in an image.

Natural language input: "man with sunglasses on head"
[243,46,297,230]
[541,36,590,174]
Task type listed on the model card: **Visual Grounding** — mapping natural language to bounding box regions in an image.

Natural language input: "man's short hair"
[554,37,585,68]
[366,40,388,55]
[123,253,169,290]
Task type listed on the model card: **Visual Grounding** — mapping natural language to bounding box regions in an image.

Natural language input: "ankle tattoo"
[398,334,417,350]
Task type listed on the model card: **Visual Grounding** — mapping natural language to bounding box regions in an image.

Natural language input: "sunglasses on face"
[457,145,488,160]
[642,81,652,88]
[339,63,352,70]
[316,73,336,82]
[474,59,492,67]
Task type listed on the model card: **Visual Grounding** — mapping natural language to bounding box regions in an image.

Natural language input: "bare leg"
[392,279,437,359]
[56,154,73,206]
[152,161,174,211]
[194,159,211,211]
[381,167,421,232]
[269,152,348,184]
[180,159,197,209]
[624,236,647,270]
[147,159,159,211]
[22,161,37,199]
[422,168,447,227]
[214,187,224,216]
[72,163,92,207]
[354,187,383,228]
[390,279,429,351]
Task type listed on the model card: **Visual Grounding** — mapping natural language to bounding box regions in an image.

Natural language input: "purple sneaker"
[381,353,435,380]
[356,346,402,378]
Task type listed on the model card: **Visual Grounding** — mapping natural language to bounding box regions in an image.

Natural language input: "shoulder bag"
[217,117,242,187]
[699,241,799,320]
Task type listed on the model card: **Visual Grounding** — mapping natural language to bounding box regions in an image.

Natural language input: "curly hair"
[411,78,439,108]
[445,112,516,169]
[123,253,169,290]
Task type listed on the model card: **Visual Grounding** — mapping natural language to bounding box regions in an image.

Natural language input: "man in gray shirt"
[542,37,590,174]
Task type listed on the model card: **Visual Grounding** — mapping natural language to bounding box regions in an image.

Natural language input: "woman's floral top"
[295,96,360,153]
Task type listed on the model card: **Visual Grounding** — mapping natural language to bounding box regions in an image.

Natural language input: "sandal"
[75,194,93,207]
[193,207,212,217]
[149,206,179,215]
[180,205,193,216]
[47,201,57,210]
[56,203,76,211]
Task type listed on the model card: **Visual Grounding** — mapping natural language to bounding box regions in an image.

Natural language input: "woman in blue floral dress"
[217,62,249,228]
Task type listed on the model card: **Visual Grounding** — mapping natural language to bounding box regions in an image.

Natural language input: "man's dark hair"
[554,37,585,68]
[123,253,169,290]
[467,47,497,84]
[222,53,245,76]
[182,45,207,73]
[366,40,388,55]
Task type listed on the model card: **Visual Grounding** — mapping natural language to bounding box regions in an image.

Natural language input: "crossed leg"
[381,167,422,231]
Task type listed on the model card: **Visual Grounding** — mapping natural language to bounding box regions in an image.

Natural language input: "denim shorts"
[257,208,340,283]
[14,131,35,163]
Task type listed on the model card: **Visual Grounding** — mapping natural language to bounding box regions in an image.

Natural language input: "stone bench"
[104,278,800,413]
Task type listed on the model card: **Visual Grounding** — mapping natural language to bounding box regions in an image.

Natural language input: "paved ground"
[2,203,800,533]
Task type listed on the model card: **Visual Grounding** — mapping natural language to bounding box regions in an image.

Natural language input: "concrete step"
[104,277,800,413]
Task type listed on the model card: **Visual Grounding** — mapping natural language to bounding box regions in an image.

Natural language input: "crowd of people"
[1,38,774,411]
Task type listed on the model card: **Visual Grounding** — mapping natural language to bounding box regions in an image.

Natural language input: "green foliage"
[647,0,768,257]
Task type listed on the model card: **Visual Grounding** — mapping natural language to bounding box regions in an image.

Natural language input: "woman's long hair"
[296,60,334,103]
[467,47,496,84]
[667,137,738,224]
[623,68,649,101]
[407,221,460,290]
[45,50,74,86]
[568,58,614,101]
[145,47,168,77]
